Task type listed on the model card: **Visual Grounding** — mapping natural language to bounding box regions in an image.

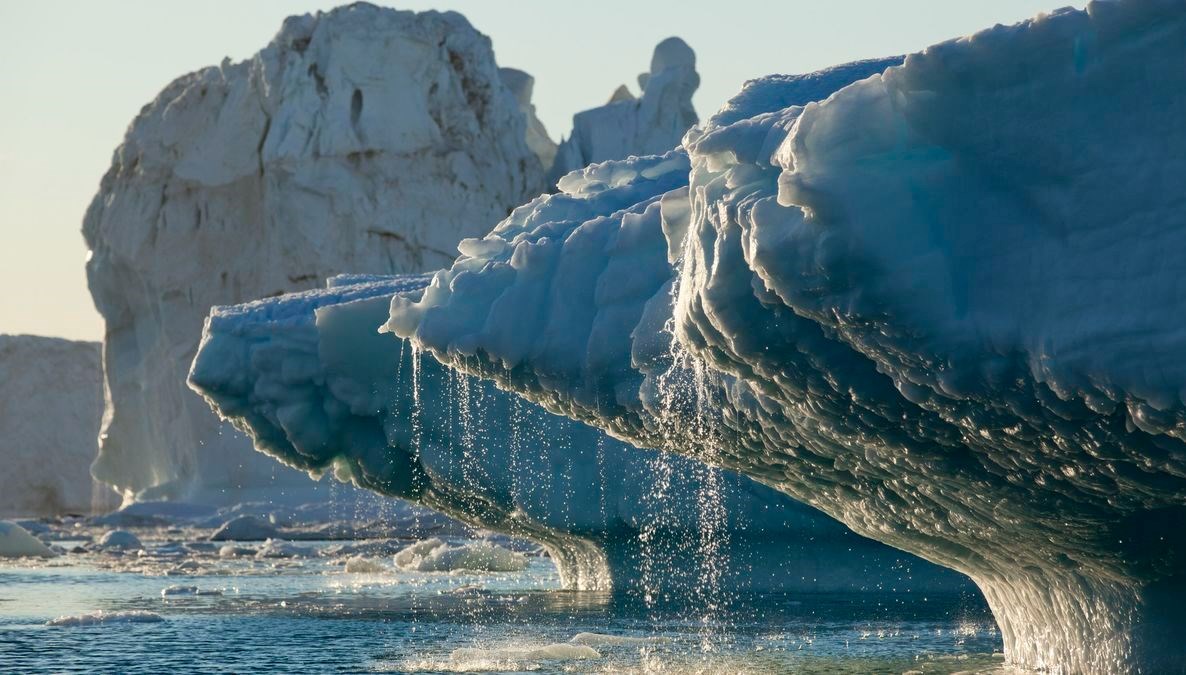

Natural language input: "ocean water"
[0,529,1005,674]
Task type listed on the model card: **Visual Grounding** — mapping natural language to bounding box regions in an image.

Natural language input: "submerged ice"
[384,1,1186,671]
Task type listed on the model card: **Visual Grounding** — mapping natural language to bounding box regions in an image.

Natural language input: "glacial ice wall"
[550,38,701,183]
[0,335,105,517]
[189,273,970,594]
[83,5,546,503]
[386,1,1186,671]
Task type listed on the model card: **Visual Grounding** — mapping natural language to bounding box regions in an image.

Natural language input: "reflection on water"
[0,530,1003,674]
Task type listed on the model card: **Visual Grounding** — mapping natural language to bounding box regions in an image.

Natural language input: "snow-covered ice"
[382,1,1186,671]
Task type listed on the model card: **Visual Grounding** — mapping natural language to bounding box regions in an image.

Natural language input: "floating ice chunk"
[46,611,165,627]
[343,556,387,574]
[449,644,600,664]
[254,539,310,559]
[569,632,668,647]
[160,585,223,597]
[96,530,142,551]
[209,515,280,541]
[0,521,56,558]
[394,539,527,573]
[218,544,256,558]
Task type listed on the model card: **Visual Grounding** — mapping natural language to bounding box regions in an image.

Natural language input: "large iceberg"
[83,5,547,503]
[189,272,970,594]
[385,1,1186,671]
[549,38,700,183]
[0,335,106,517]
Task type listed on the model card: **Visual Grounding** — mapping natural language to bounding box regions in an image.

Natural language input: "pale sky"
[0,0,1081,341]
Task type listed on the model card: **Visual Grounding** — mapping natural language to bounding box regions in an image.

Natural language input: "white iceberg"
[83,4,548,505]
[0,335,104,517]
[550,37,700,183]
[382,1,1186,671]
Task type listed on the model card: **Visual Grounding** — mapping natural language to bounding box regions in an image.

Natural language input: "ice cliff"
[549,37,699,183]
[83,4,546,503]
[0,336,103,517]
[386,1,1186,671]
[189,273,970,594]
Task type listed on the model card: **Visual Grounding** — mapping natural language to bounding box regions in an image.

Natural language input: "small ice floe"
[46,610,165,627]
[0,521,57,558]
[449,644,600,664]
[209,515,280,542]
[218,544,256,558]
[393,538,527,573]
[569,632,669,647]
[343,556,387,574]
[254,539,310,559]
[96,530,142,551]
[160,585,223,597]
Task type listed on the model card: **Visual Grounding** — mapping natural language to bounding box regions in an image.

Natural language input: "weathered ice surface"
[499,68,557,173]
[83,4,546,503]
[550,37,700,183]
[0,335,103,517]
[189,273,972,594]
[386,2,1186,671]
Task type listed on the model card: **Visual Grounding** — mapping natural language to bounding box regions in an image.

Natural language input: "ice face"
[549,38,703,184]
[83,4,547,504]
[384,2,1186,670]
[190,272,972,595]
[0,336,105,517]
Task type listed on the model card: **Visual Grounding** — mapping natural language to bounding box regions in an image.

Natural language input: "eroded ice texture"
[0,336,104,517]
[189,272,969,594]
[83,4,547,504]
[549,38,701,183]
[386,2,1186,671]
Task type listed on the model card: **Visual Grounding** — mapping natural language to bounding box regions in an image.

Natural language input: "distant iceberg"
[383,1,1186,671]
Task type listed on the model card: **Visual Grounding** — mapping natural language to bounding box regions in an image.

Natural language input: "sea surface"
[0,527,1006,674]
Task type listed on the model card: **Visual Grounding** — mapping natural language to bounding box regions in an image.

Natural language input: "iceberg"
[83,4,547,504]
[384,1,1186,671]
[0,335,104,517]
[189,271,970,594]
[549,38,701,183]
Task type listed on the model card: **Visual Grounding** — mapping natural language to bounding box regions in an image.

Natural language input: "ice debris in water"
[254,539,310,559]
[208,515,280,542]
[161,585,222,597]
[46,611,165,627]
[0,521,56,558]
[343,556,388,574]
[96,530,142,551]
[569,632,669,646]
[449,644,600,664]
[393,539,528,573]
